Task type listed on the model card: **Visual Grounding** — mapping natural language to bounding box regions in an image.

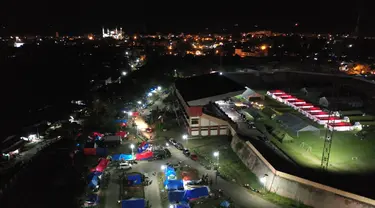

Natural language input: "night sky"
[0,0,372,35]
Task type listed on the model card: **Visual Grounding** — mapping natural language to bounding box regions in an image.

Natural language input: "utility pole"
[321,84,338,171]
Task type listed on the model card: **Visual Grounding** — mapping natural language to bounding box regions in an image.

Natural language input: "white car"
[118,162,132,170]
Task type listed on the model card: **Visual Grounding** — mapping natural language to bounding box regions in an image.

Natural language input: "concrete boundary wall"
[228,125,375,208]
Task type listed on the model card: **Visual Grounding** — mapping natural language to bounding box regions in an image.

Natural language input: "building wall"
[230,133,375,208]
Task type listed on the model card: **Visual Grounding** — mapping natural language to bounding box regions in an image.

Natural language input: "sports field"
[255,97,375,173]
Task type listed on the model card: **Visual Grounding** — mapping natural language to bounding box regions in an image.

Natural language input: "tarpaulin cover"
[137,142,149,153]
[165,166,176,178]
[220,201,230,207]
[121,198,145,208]
[116,131,127,138]
[96,148,108,156]
[112,154,134,161]
[127,174,142,185]
[175,204,190,208]
[164,180,184,190]
[87,171,102,181]
[135,151,153,160]
[132,112,139,117]
[95,158,109,172]
[168,190,186,203]
[183,187,209,200]
[84,148,96,156]
[115,119,127,123]
[88,175,99,188]
[86,194,99,204]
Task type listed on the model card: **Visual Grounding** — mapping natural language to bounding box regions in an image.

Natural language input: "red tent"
[132,112,139,117]
[95,158,110,172]
[136,151,153,160]
[116,131,128,138]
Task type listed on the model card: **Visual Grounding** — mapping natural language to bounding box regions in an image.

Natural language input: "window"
[191,118,199,125]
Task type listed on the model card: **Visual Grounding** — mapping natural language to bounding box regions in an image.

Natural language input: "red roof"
[274,93,287,97]
[294,103,313,107]
[289,99,305,103]
[329,122,352,127]
[309,111,328,115]
[319,117,341,120]
[304,107,322,111]
[280,94,293,98]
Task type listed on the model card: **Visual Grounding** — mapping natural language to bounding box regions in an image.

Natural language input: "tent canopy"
[184,187,209,200]
[127,174,142,185]
[165,166,176,178]
[275,113,319,134]
[168,190,186,203]
[112,154,134,161]
[164,179,184,190]
[135,151,153,160]
[121,198,145,208]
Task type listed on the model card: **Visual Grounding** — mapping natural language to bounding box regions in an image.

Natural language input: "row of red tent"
[269,90,353,128]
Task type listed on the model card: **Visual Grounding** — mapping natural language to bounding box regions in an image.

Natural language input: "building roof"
[175,73,245,102]
[275,113,319,133]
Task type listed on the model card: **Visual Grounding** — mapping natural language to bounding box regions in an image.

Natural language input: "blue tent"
[165,166,176,178]
[176,204,190,208]
[112,154,134,161]
[115,119,127,123]
[137,143,149,153]
[127,174,142,185]
[164,180,184,190]
[183,187,209,200]
[88,175,99,188]
[87,171,102,181]
[220,201,230,207]
[168,190,186,203]
[121,198,145,208]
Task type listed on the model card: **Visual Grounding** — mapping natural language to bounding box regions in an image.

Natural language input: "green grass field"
[185,136,262,189]
[261,115,375,173]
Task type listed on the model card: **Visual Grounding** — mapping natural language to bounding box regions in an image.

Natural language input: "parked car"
[164,149,171,157]
[183,149,190,156]
[175,143,184,150]
[152,154,165,160]
[190,154,198,161]
[169,138,177,145]
[118,162,132,170]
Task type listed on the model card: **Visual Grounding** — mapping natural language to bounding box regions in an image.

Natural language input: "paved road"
[160,142,280,208]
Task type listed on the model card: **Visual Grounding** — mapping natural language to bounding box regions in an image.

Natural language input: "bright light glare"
[148,92,152,97]
[127,112,133,116]
[161,165,166,170]
[122,71,127,76]
[157,86,162,91]
[182,134,188,140]
[169,205,174,208]
[219,72,223,75]
[213,151,219,157]
[137,101,142,104]
[130,144,135,149]
[166,143,169,146]
[260,176,267,184]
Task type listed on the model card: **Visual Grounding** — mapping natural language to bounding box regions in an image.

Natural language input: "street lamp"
[157,86,162,91]
[122,71,127,76]
[260,174,268,192]
[161,165,166,170]
[182,134,188,145]
[213,151,219,165]
[213,151,220,184]
[130,144,135,156]
[137,101,142,105]
[148,92,152,97]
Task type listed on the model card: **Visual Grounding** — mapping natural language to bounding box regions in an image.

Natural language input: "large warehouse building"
[174,73,245,136]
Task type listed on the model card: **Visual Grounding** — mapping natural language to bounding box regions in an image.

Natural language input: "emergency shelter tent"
[127,174,142,185]
[112,154,134,161]
[121,198,145,208]
[135,151,153,160]
[164,179,184,190]
[168,190,186,203]
[183,187,209,201]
